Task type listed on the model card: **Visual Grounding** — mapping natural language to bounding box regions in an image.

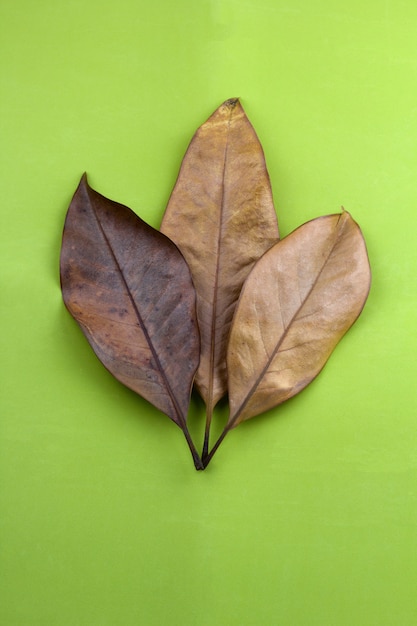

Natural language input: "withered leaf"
[225,211,371,429]
[60,174,202,468]
[161,98,279,449]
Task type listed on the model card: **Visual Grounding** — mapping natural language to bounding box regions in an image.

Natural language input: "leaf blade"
[60,174,200,429]
[161,98,279,413]
[227,211,371,426]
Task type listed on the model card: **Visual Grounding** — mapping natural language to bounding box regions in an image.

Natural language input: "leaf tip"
[340,206,351,218]
[224,97,240,108]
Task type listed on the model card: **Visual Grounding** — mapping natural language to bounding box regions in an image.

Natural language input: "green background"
[1,1,416,624]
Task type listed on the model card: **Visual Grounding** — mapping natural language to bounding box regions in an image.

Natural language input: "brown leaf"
[160,98,279,427]
[60,174,202,467]
[226,211,371,427]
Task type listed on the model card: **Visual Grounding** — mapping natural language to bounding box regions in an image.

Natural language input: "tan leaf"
[226,211,371,427]
[161,98,279,424]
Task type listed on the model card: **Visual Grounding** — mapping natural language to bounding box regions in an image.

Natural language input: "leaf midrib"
[207,104,235,411]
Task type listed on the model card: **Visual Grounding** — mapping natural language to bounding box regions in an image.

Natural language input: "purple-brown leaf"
[60,175,200,439]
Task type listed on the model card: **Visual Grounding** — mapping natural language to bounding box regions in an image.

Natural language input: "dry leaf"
[161,98,279,450]
[226,211,371,427]
[60,174,202,468]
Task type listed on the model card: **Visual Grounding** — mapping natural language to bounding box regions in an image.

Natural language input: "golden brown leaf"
[226,211,371,427]
[161,99,279,429]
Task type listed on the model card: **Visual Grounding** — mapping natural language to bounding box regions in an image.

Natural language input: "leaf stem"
[183,427,204,470]
[202,425,229,468]
[202,405,213,460]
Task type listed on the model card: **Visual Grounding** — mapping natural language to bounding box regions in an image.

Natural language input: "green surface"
[1,1,416,624]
